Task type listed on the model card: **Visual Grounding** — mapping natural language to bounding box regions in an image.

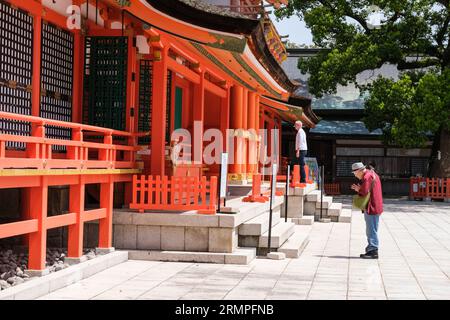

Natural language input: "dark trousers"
[296,150,307,183]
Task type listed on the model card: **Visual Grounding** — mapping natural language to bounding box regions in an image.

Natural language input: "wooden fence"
[131,175,218,214]
[410,177,450,200]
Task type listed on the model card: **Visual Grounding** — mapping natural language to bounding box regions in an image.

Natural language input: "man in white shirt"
[294,120,308,183]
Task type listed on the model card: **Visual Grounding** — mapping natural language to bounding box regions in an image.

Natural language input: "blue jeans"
[364,212,380,252]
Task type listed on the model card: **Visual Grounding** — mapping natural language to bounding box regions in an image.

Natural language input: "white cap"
[351,162,365,171]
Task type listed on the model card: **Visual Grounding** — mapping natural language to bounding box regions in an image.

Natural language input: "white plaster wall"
[136,35,150,55]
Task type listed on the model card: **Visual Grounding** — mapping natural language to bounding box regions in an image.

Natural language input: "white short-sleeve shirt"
[296,128,307,151]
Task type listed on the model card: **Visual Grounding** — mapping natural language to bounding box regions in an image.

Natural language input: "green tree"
[276,0,450,176]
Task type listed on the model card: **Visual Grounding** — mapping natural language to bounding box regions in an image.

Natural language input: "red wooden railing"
[410,177,450,200]
[0,110,142,271]
[0,169,117,271]
[0,111,139,170]
[131,175,218,214]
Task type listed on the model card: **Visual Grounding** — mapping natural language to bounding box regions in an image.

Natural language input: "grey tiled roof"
[281,52,400,110]
[294,79,366,110]
[310,120,382,135]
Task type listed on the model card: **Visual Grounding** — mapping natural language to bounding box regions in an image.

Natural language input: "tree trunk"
[428,127,450,177]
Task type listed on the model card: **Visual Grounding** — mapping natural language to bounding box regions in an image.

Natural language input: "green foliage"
[362,69,450,147]
[276,0,450,148]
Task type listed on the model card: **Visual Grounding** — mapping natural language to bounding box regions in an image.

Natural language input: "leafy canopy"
[275,0,450,147]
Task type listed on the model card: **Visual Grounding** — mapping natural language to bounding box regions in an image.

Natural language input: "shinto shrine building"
[0,0,318,273]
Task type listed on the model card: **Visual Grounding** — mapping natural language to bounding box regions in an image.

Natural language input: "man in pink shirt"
[351,162,383,259]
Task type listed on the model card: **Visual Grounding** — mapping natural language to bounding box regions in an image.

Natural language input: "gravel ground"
[0,247,97,291]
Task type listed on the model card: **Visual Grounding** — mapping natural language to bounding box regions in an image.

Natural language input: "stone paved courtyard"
[37,198,450,300]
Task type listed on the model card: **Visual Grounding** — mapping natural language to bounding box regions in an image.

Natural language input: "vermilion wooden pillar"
[31,14,42,117]
[258,102,265,174]
[150,46,169,176]
[193,70,205,165]
[126,33,137,133]
[229,85,243,177]
[124,33,137,204]
[220,85,231,153]
[27,12,43,160]
[254,94,261,174]
[25,7,44,254]
[98,178,114,248]
[72,29,84,124]
[134,53,142,137]
[241,88,248,180]
[259,103,265,134]
[20,189,31,245]
[28,177,48,271]
[68,176,85,258]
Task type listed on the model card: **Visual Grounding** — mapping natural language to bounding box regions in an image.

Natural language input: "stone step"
[306,190,321,202]
[227,184,253,196]
[327,202,343,217]
[290,183,317,196]
[283,195,304,218]
[238,209,281,236]
[338,209,352,223]
[128,247,256,265]
[303,201,316,216]
[278,226,310,258]
[220,195,284,227]
[258,222,295,248]
[315,196,333,209]
[314,208,329,220]
[291,216,314,225]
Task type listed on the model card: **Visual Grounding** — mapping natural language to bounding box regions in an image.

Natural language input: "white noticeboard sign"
[413,183,418,193]
[220,153,228,198]
[271,164,277,206]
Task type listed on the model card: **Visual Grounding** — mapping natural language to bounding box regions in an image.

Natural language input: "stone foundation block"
[185,227,209,252]
[25,268,50,277]
[303,201,316,215]
[161,226,185,251]
[208,227,237,253]
[285,195,304,218]
[137,225,161,250]
[95,247,115,255]
[64,256,87,265]
[267,252,286,260]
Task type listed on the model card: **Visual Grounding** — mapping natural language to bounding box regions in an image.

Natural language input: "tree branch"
[443,45,450,67]
[397,58,441,70]
[386,10,403,24]
[436,13,450,47]
[317,0,371,33]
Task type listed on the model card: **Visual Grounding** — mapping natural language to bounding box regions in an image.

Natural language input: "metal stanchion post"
[218,162,222,213]
[320,165,324,220]
[285,164,290,222]
[267,164,277,253]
